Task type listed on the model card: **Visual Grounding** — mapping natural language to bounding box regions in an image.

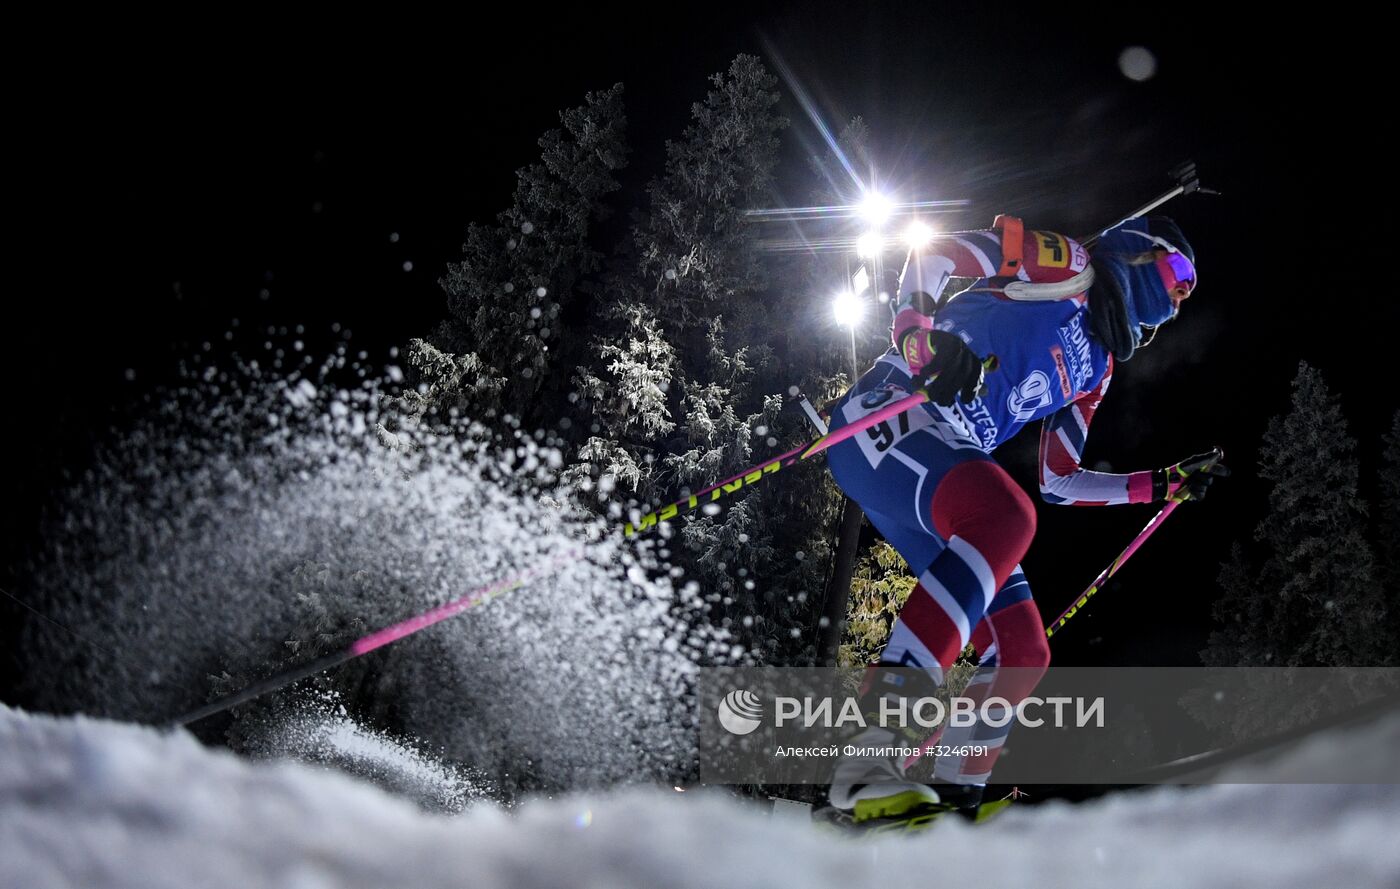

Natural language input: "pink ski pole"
[172,550,578,726]
[623,388,945,536]
[1043,502,1179,638]
[1046,447,1224,637]
[172,393,940,724]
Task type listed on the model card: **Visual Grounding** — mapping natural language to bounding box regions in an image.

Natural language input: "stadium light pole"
[832,288,862,377]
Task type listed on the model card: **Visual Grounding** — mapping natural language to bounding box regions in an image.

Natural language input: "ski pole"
[174,389,927,722]
[171,550,578,727]
[1043,446,1223,638]
[623,389,934,536]
[910,510,1185,766]
[1043,501,1179,638]
[628,164,1213,535]
[624,352,1004,537]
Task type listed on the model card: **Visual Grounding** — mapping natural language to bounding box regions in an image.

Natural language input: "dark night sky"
[4,6,1394,692]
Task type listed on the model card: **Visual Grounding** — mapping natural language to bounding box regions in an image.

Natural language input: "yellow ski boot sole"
[852,790,944,823]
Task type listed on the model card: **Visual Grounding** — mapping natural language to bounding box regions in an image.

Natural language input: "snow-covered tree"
[390,55,856,665]
[404,84,628,427]
[574,55,785,480]
[566,300,677,495]
[1202,363,1384,666]
[569,56,846,661]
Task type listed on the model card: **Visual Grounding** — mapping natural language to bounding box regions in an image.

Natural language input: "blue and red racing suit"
[826,220,1159,785]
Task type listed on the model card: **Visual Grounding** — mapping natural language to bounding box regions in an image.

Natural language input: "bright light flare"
[856,231,883,258]
[833,290,863,327]
[904,220,937,250]
[857,192,895,228]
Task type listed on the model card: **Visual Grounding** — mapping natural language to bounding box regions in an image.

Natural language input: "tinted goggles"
[1127,228,1197,294]
[1161,251,1197,294]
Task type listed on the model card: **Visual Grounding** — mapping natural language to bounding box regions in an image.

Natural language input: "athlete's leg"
[883,458,1037,677]
[825,405,1036,816]
[823,365,1038,808]
[934,568,1051,786]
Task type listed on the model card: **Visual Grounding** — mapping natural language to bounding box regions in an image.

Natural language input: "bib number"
[841,387,936,468]
[866,410,913,452]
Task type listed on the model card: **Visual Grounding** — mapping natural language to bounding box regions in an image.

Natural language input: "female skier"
[824,215,1226,821]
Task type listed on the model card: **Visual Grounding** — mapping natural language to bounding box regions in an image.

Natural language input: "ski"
[811,797,1013,837]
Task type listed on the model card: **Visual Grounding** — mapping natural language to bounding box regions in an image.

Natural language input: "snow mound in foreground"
[2,704,1398,889]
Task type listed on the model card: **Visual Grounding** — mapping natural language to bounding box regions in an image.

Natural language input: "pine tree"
[571,57,786,498]
[404,84,628,428]
[566,300,678,497]
[393,56,872,666]
[1200,542,1267,667]
[569,56,859,662]
[1202,362,1383,666]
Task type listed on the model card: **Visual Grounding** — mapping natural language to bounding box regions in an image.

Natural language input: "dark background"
[5,6,1393,702]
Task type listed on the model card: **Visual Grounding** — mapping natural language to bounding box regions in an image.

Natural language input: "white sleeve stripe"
[1040,467,1135,504]
[1071,403,1089,438]
[1054,427,1082,465]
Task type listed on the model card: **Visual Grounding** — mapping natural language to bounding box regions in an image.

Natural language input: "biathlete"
[824,215,1227,821]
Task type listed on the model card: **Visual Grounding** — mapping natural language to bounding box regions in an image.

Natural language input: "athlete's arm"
[894,218,1088,374]
[1037,361,1156,506]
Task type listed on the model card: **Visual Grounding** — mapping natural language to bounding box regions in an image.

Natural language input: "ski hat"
[1087,216,1194,360]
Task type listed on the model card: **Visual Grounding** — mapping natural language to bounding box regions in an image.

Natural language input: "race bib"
[839,386,938,468]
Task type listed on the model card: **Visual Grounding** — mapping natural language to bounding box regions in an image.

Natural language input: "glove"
[901,329,985,407]
[1153,448,1230,503]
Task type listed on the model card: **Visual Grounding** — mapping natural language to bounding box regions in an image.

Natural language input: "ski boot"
[825,663,949,822]
[827,725,945,821]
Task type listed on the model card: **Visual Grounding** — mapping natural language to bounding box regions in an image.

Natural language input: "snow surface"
[236,691,490,813]
[3,703,1398,889]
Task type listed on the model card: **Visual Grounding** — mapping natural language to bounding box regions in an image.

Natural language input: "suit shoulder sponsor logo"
[1056,314,1093,392]
[1049,345,1073,398]
[956,398,999,451]
[1034,232,1070,268]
